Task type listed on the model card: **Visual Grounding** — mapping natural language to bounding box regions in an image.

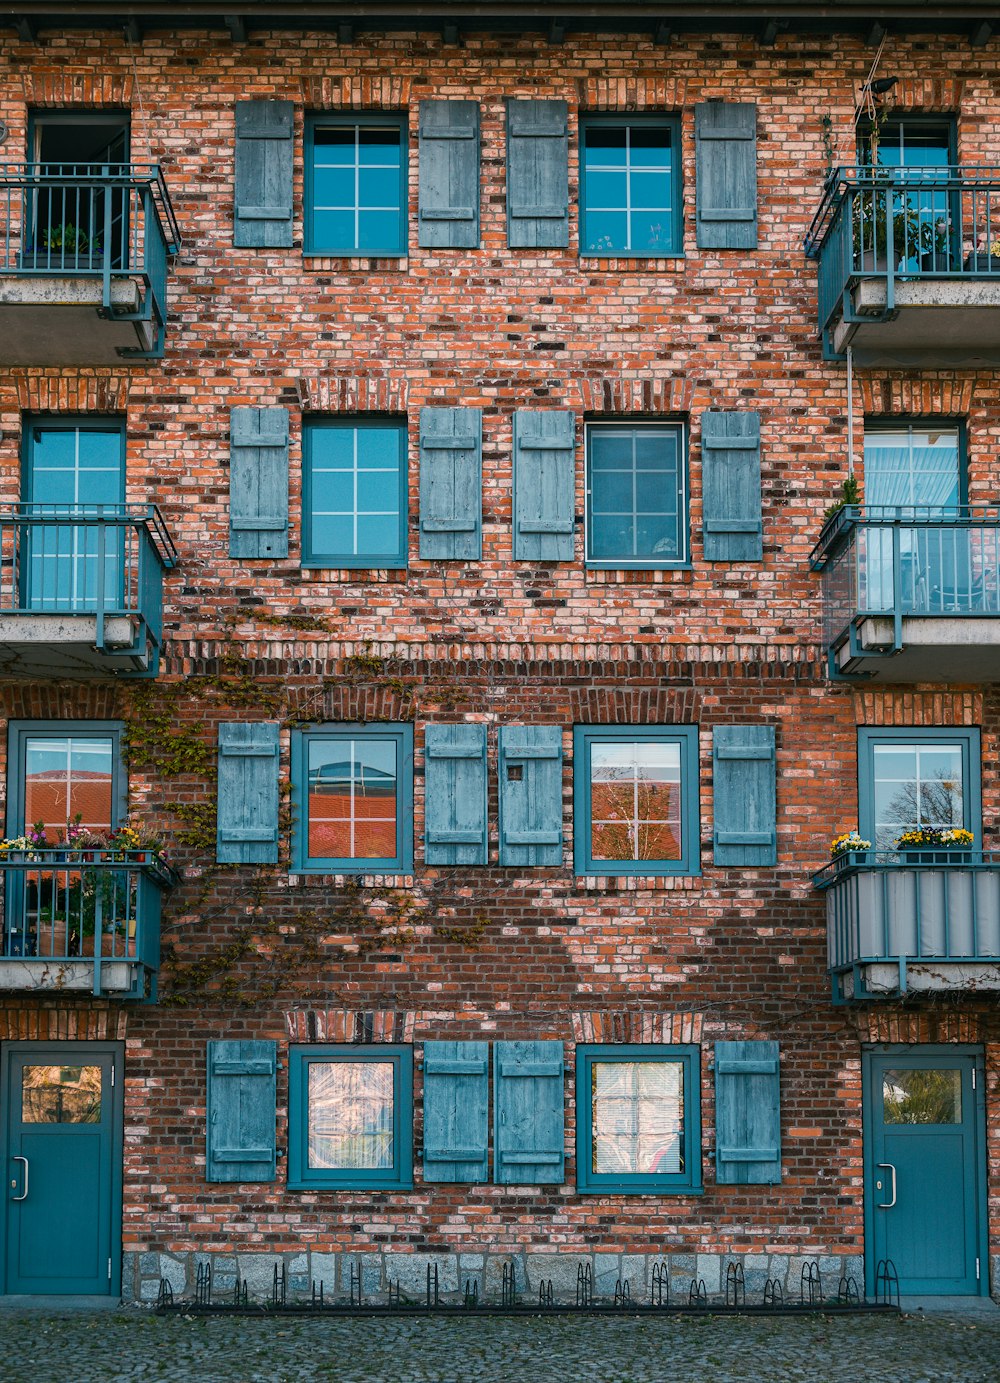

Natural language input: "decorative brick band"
[858,375,978,416]
[296,375,409,413]
[324,683,416,723]
[853,690,982,726]
[0,684,121,720]
[300,76,412,110]
[578,375,694,415]
[19,69,135,107]
[569,686,700,725]
[885,78,965,113]
[580,77,687,111]
[858,1010,981,1044]
[571,1011,704,1043]
[0,1005,128,1041]
[284,1009,415,1042]
[14,373,132,414]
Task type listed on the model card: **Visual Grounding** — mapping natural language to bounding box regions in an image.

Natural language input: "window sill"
[575,872,702,890]
[289,872,415,888]
[585,563,693,580]
[579,254,685,272]
[303,254,408,272]
[300,563,408,577]
[288,1179,414,1192]
[575,1183,704,1196]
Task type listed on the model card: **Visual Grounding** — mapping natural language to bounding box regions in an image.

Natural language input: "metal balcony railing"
[0,162,181,357]
[0,847,177,999]
[805,165,1000,357]
[0,504,178,674]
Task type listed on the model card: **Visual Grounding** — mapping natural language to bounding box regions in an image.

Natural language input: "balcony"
[0,163,180,363]
[811,505,1000,682]
[805,166,1000,366]
[0,505,177,678]
[814,851,1000,1002]
[0,848,176,1000]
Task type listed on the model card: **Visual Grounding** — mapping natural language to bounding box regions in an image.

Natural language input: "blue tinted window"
[581,119,680,256]
[586,423,687,567]
[306,118,406,255]
[303,421,407,569]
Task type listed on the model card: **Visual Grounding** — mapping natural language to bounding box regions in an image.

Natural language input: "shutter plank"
[217,722,281,864]
[419,407,482,560]
[695,102,758,250]
[235,100,294,248]
[494,1040,565,1184]
[229,406,289,559]
[701,411,762,562]
[506,100,569,248]
[418,101,480,249]
[206,1040,277,1183]
[422,1040,489,1182]
[712,725,776,867]
[714,1040,781,1185]
[513,409,575,561]
[498,726,563,866]
[424,724,488,865]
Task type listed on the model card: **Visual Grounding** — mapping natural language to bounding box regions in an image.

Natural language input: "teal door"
[2,1043,122,1294]
[864,1048,986,1296]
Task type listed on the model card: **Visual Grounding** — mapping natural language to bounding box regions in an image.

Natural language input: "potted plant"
[829,831,871,866]
[893,826,974,865]
[919,216,953,274]
[963,237,1000,274]
[851,174,921,272]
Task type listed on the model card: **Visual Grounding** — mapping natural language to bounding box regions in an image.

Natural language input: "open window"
[26,110,130,268]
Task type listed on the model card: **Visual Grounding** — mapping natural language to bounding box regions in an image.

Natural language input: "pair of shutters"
[423,1040,564,1184]
[424,725,563,867]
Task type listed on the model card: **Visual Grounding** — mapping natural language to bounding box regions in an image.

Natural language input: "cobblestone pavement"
[1,1307,999,1383]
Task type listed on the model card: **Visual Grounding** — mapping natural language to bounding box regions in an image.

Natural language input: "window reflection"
[307,1061,394,1169]
[21,1064,102,1123]
[882,1068,962,1124]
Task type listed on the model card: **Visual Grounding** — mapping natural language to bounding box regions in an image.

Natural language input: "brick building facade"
[0,0,998,1306]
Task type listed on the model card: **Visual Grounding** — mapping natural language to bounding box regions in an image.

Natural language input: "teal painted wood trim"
[493,1040,565,1184]
[216,722,281,864]
[856,727,982,844]
[584,421,689,569]
[711,724,776,867]
[423,723,488,865]
[572,725,700,877]
[290,723,414,874]
[206,1039,277,1183]
[418,100,480,249]
[575,1043,702,1194]
[304,112,408,256]
[506,99,569,249]
[422,1040,489,1182]
[579,114,683,259]
[234,99,294,249]
[418,406,482,560]
[498,726,563,866]
[229,406,290,559]
[301,418,408,570]
[700,410,763,562]
[512,409,576,561]
[713,1040,781,1185]
[287,1044,413,1190]
[694,102,758,250]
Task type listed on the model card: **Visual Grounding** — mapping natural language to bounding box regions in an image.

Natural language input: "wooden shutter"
[229,406,289,559]
[234,99,294,248]
[419,406,482,560]
[714,1040,781,1185]
[422,1040,489,1182]
[217,722,281,864]
[701,410,763,562]
[512,409,575,561]
[206,1039,277,1183]
[695,102,758,250]
[424,724,488,865]
[498,726,563,866]
[506,100,569,249]
[712,725,776,867]
[494,1040,565,1184]
[418,101,480,249]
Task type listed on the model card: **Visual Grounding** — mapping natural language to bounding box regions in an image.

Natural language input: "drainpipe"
[846,345,855,478]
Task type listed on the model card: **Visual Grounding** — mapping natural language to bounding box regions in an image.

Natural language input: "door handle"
[11,1155,28,1201]
[877,1161,896,1209]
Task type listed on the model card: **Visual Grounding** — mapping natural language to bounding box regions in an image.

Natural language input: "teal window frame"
[304,113,408,257]
[584,421,689,570]
[575,1043,702,1195]
[573,725,700,877]
[6,719,127,836]
[301,417,408,570]
[857,726,981,847]
[290,723,414,874]
[579,115,683,260]
[287,1043,413,1191]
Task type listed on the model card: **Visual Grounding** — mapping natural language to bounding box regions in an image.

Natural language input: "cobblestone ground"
[0,1308,999,1383]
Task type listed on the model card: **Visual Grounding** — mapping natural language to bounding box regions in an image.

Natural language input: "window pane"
[357,165,400,207]
[306,426,403,563]
[629,211,674,255]
[312,165,356,207]
[585,170,628,209]
[309,515,354,562]
[584,126,627,167]
[583,210,628,255]
[356,514,401,558]
[307,1061,394,1168]
[629,171,671,210]
[883,1068,962,1124]
[310,209,356,252]
[357,429,402,469]
[592,1060,684,1174]
[313,126,355,161]
[358,210,403,250]
[358,127,402,164]
[307,737,398,861]
[864,427,960,511]
[629,125,672,167]
[872,742,964,847]
[21,1065,101,1123]
[588,428,683,563]
[590,740,682,862]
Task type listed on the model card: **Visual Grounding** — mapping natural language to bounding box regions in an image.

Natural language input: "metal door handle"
[11,1155,28,1201]
[877,1161,896,1209]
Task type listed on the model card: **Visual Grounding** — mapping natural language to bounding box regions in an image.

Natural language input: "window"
[576,1044,701,1193]
[28,109,130,267]
[288,1045,413,1190]
[580,117,681,257]
[585,422,688,568]
[573,726,700,876]
[291,724,413,873]
[857,118,955,271]
[863,423,963,512]
[305,115,407,256]
[302,419,407,569]
[858,727,980,850]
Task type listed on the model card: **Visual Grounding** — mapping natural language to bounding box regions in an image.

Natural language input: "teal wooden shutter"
[234,99,294,248]
[506,100,569,248]
[422,1040,489,1182]
[419,407,482,560]
[418,101,480,249]
[701,410,762,562]
[498,726,562,866]
[712,725,776,867]
[494,1040,565,1184]
[206,1040,277,1182]
[217,722,281,864]
[513,409,575,561]
[714,1040,781,1184]
[424,723,488,865]
[229,406,289,559]
[695,102,758,250]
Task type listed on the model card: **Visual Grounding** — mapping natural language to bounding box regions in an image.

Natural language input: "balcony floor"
[0,275,154,363]
[0,612,150,677]
[841,959,1000,1000]
[832,278,1000,366]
